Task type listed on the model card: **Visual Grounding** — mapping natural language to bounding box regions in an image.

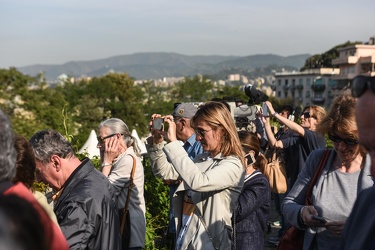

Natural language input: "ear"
[179,118,187,129]
[50,155,61,172]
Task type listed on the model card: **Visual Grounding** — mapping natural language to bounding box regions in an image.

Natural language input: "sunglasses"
[302,112,312,119]
[328,134,358,145]
[195,128,212,137]
[97,133,120,144]
[351,76,375,98]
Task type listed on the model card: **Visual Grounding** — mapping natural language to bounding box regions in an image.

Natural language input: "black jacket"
[54,158,122,250]
[233,170,271,250]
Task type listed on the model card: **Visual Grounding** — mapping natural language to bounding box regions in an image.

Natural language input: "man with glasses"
[341,76,375,249]
[146,103,203,249]
[29,129,122,250]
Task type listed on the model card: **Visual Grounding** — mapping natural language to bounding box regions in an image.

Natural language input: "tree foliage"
[300,41,363,70]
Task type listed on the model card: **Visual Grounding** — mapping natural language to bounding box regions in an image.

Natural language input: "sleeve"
[58,201,94,249]
[146,141,180,180]
[282,149,325,229]
[235,176,270,222]
[163,141,244,192]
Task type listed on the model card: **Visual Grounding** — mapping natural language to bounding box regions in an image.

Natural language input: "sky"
[1,0,374,68]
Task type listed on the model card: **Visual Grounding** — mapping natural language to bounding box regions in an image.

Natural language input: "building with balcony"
[332,36,375,87]
[273,36,375,110]
[273,68,340,109]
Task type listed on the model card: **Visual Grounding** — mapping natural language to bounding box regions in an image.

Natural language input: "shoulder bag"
[119,154,137,250]
[263,146,288,194]
[277,149,331,250]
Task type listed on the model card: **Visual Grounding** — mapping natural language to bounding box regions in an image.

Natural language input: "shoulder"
[247,171,269,182]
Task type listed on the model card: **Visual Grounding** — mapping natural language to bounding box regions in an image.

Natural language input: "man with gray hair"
[29,129,122,250]
[147,102,204,248]
[0,109,69,250]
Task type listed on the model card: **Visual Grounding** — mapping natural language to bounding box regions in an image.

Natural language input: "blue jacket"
[233,170,271,250]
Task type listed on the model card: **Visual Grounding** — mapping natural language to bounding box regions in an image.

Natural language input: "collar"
[185,133,197,146]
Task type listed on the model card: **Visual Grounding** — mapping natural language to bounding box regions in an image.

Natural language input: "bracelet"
[101,162,112,167]
[273,112,278,117]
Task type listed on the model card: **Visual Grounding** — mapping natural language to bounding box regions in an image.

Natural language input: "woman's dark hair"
[12,135,36,190]
[238,130,267,170]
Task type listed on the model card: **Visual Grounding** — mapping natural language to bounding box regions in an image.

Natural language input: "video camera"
[225,84,269,130]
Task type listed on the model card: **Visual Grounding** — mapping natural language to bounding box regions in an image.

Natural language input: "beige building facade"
[273,36,375,110]
[332,36,375,87]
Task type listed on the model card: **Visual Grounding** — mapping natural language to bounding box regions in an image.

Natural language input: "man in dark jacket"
[29,129,122,250]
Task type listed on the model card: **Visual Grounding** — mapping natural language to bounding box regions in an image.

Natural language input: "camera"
[244,84,268,105]
[153,117,164,130]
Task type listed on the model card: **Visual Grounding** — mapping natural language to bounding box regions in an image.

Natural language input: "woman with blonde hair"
[147,101,245,250]
[282,92,372,249]
[262,102,327,190]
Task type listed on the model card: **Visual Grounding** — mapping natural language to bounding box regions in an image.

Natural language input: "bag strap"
[120,154,137,235]
[305,149,330,205]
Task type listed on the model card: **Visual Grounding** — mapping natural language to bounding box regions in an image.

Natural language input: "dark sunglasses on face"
[351,76,375,98]
[97,133,120,144]
[302,112,311,119]
[195,128,211,137]
[328,134,358,145]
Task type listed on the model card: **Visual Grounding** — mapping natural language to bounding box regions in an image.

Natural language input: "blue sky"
[1,0,374,68]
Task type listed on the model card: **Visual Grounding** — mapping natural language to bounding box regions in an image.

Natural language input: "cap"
[171,103,198,119]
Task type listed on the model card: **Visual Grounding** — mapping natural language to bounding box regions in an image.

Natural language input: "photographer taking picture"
[146,101,245,250]
[146,103,203,249]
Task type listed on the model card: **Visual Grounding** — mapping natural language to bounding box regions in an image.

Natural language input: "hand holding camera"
[150,114,178,144]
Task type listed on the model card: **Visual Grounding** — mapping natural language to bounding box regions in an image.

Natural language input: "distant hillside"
[17,52,310,81]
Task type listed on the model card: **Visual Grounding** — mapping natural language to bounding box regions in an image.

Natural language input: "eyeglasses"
[195,128,212,137]
[97,133,119,144]
[302,112,312,119]
[351,76,375,98]
[328,134,358,145]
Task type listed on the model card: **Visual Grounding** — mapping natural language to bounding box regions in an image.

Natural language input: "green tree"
[140,80,175,119]
[170,75,215,103]
[63,73,149,147]
[0,68,74,139]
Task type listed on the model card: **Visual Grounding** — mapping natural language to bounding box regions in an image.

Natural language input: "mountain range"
[17,52,311,81]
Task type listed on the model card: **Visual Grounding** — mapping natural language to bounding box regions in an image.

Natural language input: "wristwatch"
[273,112,278,117]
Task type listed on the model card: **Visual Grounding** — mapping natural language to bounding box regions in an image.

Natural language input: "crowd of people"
[1,76,375,250]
